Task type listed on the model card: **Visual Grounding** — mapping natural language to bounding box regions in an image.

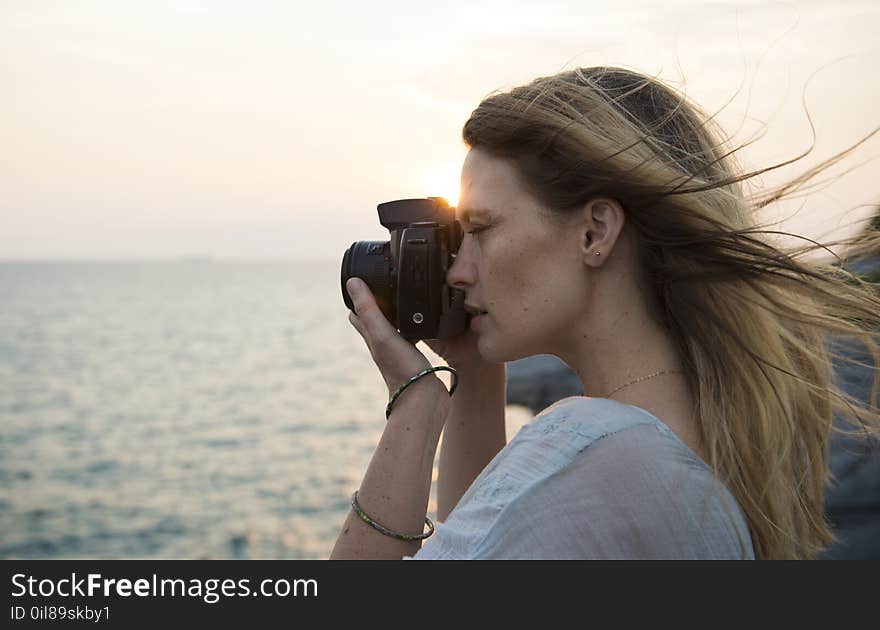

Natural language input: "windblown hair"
[462,66,880,559]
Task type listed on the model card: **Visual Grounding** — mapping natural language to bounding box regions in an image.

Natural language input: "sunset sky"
[2,0,878,261]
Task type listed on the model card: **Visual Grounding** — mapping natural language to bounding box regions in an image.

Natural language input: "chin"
[478,335,533,364]
[476,337,504,364]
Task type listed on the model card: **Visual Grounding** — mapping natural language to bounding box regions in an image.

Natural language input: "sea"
[0,262,532,559]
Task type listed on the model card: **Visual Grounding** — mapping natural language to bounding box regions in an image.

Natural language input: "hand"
[423,327,493,373]
[346,277,433,396]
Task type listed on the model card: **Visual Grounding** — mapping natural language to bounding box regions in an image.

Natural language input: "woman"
[330,66,880,560]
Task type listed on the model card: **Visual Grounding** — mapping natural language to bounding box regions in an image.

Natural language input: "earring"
[595,251,601,256]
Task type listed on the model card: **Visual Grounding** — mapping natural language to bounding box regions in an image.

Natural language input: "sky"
[1,0,878,261]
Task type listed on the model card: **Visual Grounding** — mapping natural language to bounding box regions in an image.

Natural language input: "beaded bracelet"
[385,366,458,420]
[350,490,435,541]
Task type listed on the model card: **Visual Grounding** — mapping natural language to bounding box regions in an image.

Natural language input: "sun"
[423,164,461,208]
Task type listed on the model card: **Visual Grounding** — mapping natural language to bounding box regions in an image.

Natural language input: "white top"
[403,396,754,560]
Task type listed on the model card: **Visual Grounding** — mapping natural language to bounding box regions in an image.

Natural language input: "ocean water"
[0,262,531,559]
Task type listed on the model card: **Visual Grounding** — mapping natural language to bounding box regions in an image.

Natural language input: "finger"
[348,310,366,338]
[346,277,374,315]
[346,277,396,340]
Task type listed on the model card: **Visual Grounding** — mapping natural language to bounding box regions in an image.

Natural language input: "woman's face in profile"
[447,148,592,362]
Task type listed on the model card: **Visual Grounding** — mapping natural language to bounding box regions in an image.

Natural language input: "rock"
[844,254,880,280]
[820,334,880,559]
[505,354,581,413]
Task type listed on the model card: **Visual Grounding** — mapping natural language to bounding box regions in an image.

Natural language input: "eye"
[465,225,488,235]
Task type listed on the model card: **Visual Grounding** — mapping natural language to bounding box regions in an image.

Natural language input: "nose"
[446,235,475,290]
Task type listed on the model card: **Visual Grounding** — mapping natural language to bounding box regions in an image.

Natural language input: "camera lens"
[340,240,396,325]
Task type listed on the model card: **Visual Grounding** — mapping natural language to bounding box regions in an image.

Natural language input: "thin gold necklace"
[605,370,686,399]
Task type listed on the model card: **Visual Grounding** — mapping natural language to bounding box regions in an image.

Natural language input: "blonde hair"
[462,66,880,559]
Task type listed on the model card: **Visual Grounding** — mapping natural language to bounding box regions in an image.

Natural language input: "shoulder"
[520,395,664,446]
[529,396,712,481]
[466,396,668,503]
[470,405,755,559]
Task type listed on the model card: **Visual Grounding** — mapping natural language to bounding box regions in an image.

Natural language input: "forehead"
[457,149,526,221]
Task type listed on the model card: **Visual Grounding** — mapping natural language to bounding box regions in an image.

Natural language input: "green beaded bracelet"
[350,490,435,541]
[385,366,458,420]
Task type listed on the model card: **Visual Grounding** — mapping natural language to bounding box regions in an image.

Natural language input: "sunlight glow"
[2,1,878,259]
[422,164,462,208]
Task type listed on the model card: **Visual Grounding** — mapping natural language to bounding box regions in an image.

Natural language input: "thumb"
[346,277,394,339]
[348,309,367,339]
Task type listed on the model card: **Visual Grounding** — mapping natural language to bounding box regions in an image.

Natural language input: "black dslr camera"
[340,197,467,341]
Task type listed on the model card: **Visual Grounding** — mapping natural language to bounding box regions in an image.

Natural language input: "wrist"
[456,361,505,386]
[454,356,501,374]
[387,374,452,423]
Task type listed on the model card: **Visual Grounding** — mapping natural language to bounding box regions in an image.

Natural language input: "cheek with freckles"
[484,238,543,321]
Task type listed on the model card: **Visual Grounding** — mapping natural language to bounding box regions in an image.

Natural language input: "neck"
[553,290,705,459]
[556,288,686,403]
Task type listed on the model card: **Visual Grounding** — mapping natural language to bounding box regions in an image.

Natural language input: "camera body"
[341,197,467,341]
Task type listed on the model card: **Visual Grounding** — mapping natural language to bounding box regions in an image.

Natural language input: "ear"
[578,197,626,267]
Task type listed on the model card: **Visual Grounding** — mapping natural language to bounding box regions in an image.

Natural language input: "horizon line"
[0,256,340,264]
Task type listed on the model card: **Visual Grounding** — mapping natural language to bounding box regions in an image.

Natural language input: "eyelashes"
[465,225,488,235]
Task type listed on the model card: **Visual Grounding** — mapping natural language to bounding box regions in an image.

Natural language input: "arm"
[330,376,451,560]
[437,362,507,522]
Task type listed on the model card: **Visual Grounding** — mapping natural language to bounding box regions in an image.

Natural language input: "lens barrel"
[340,240,397,325]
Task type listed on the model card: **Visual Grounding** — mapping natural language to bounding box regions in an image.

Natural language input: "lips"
[464,304,488,316]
